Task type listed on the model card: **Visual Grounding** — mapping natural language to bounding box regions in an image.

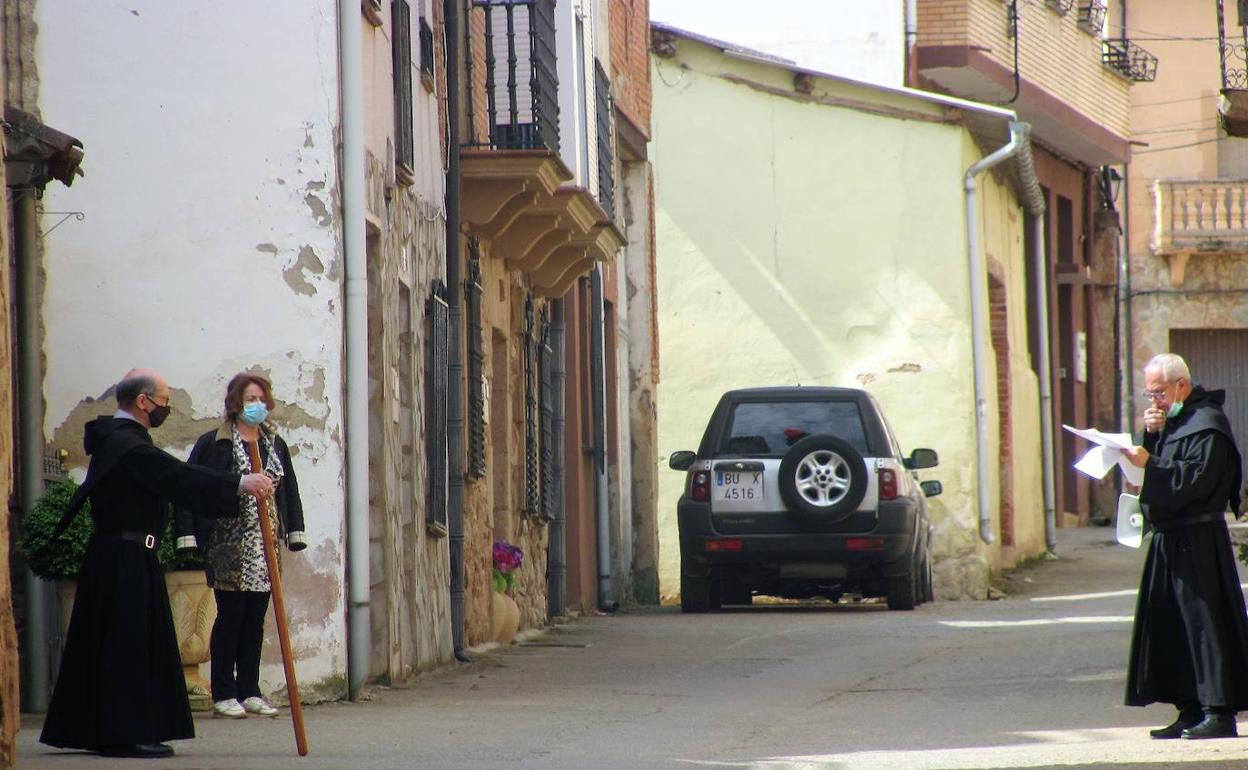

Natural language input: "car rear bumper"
[677,497,919,576]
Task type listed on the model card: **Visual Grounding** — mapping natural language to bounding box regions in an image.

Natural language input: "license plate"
[714,470,763,501]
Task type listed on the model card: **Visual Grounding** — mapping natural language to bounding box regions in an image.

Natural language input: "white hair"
[1146,353,1191,384]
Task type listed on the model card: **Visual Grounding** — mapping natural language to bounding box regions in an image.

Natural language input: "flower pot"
[166,570,216,711]
[490,591,520,645]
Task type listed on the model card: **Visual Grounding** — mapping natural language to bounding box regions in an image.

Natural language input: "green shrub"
[19,478,207,579]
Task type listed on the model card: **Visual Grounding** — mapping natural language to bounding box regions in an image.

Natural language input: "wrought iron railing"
[467,0,560,152]
[1152,179,1248,254]
[1077,1,1106,35]
[594,59,614,219]
[1045,0,1074,15]
[1102,39,1158,82]
[1218,0,1248,88]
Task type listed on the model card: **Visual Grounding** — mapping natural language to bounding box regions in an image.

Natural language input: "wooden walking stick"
[246,440,309,757]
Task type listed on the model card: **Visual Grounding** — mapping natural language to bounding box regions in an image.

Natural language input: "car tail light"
[846,537,885,551]
[705,539,743,552]
[878,468,898,501]
[691,470,710,502]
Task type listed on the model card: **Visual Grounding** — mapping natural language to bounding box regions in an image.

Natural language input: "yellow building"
[651,25,1049,600]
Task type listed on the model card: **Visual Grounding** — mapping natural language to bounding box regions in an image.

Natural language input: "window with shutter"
[392,0,416,182]
[466,242,487,478]
[426,281,449,536]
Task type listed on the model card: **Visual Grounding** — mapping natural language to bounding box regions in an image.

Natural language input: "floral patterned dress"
[206,426,285,592]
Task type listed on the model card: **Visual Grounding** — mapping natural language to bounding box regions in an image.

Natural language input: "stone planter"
[165,570,216,711]
[490,591,520,645]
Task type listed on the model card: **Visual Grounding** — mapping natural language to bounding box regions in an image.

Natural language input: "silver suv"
[669,386,941,612]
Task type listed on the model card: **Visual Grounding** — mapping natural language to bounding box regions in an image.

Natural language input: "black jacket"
[173,422,306,560]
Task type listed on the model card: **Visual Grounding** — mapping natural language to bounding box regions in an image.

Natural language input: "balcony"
[1077,2,1106,35]
[1152,179,1248,284]
[461,0,623,297]
[1102,39,1158,82]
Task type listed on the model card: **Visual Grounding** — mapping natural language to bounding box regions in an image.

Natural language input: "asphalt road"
[17,525,1248,769]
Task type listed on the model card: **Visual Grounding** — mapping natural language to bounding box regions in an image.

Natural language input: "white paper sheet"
[1062,424,1145,487]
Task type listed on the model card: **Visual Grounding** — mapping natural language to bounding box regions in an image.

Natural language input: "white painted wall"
[649,0,905,88]
[37,0,347,696]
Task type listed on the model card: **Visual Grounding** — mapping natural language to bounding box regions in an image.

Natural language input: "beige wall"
[652,38,1043,602]
[0,11,16,763]
[918,0,1130,138]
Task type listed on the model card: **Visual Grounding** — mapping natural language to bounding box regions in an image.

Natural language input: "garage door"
[1171,329,1248,453]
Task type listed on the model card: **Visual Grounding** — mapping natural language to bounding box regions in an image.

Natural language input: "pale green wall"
[652,39,1043,601]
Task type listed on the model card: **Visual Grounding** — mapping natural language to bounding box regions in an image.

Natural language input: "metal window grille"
[392,0,416,173]
[1102,38,1158,82]
[466,242,487,478]
[523,295,539,515]
[467,0,559,151]
[538,307,555,521]
[1044,0,1074,15]
[418,16,435,80]
[594,59,614,219]
[426,281,450,536]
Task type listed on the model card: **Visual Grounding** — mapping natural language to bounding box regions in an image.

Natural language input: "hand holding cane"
[245,440,309,756]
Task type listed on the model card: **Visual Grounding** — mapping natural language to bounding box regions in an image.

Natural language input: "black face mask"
[147,403,171,429]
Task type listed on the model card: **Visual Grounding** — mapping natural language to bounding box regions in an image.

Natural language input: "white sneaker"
[212,698,246,719]
[241,696,279,717]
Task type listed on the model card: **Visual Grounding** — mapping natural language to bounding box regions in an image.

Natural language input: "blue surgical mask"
[1167,400,1184,419]
[241,402,269,426]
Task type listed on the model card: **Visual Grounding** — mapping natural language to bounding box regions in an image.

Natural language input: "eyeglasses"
[143,393,171,408]
[1141,388,1169,402]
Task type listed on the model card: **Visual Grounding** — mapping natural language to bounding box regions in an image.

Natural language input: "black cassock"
[1126,386,1248,711]
[40,415,241,751]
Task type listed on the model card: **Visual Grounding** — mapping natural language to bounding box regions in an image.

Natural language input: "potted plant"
[490,540,523,644]
[19,478,217,710]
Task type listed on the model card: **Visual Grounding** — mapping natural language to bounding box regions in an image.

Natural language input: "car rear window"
[721,400,870,456]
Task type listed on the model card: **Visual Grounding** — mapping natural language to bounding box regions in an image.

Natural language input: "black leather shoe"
[98,743,175,758]
[1151,711,1203,740]
[1182,714,1238,739]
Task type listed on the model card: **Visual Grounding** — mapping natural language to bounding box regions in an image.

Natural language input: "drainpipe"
[963,121,1027,545]
[1120,161,1133,433]
[1011,137,1056,552]
[547,299,567,618]
[589,265,615,611]
[15,190,50,711]
[905,0,918,85]
[338,0,370,700]
[444,0,470,662]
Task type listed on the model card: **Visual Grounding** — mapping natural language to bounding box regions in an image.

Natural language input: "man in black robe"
[1124,353,1248,739]
[39,369,273,759]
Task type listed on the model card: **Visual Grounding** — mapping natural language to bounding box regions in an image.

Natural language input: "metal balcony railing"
[1102,38,1158,82]
[1045,0,1074,16]
[1077,1,1106,35]
[1153,179,1248,254]
[467,0,559,152]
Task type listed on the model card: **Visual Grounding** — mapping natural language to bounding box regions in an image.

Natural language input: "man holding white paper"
[1121,353,1248,740]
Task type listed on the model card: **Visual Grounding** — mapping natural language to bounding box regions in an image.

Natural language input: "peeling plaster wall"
[652,41,1042,603]
[36,1,347,698]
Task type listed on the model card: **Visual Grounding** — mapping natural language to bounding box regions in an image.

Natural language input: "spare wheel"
[778,434,868,522]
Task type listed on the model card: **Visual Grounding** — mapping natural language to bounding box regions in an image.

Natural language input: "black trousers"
[210,589,271,702]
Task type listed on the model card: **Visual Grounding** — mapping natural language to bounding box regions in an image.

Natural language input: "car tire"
[778,434,868,522]
[921,544,934,604]
[681,575,712,613]
[886,554,919,611]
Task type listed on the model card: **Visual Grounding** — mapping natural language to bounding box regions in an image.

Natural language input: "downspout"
[963,121,1027,545]
[1120,161,1133,433]
[905,0,918,85]
[444,0,470,662]
[338,0,370,700]
[547,299,567,618]
[15,190,49,711]
[589,265,616,611]
[1011,136,1056,552]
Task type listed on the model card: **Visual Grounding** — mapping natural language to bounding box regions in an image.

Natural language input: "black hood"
[82,415,146,457]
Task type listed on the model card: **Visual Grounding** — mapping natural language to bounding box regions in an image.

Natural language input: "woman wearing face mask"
[173,372,306,720]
